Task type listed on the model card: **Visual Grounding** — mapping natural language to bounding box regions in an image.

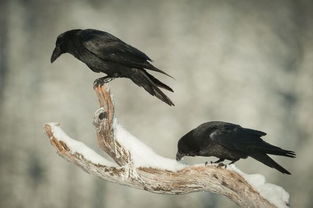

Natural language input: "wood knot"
[93,107,108,127]
[99,112,107,120]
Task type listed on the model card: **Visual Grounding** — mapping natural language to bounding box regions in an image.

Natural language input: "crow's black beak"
[176,152,184,161]
[50,46,62,63]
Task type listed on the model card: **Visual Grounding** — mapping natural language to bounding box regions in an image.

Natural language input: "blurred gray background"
[0,0,312,207]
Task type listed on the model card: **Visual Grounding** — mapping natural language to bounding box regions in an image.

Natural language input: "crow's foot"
[217,163,227,168]
[211,158,225,164]
[93,76,114,88]
[228,159,239,165]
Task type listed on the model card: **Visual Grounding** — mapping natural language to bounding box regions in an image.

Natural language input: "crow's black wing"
[79,29,151,61]
[79,29,172,77]
[209,123,294,174]
[209,124,268,153]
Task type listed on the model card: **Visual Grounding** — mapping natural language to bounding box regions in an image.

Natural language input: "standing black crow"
[176,121,296,174]
[50,29,174,106]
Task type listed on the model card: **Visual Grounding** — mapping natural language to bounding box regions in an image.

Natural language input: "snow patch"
[229,165,290,208]
[48,122,115,166]
[113,119,186,171]
[47,122,290,207]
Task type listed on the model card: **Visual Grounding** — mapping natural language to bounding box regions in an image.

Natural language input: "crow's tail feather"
[259,141,296,158]
[145,63,174,79]
[250,152,291,174]
[144,71,173,92]
[267,149,296,158]
[130,70,174,106]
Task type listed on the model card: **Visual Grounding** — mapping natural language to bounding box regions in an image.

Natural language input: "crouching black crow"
[176,121,295,174]
[51,29,174,106]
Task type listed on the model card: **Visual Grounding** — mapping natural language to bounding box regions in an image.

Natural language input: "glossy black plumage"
[51,29,174,106]
[176,121,296,174]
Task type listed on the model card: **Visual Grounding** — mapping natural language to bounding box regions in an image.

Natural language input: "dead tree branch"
[44,85,289,208]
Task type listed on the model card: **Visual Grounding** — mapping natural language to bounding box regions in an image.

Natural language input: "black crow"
[50,29,174,106]
[176,121,296,174]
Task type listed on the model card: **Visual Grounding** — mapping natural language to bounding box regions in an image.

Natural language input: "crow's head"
[176,131,199,161]
[51,29,82,63]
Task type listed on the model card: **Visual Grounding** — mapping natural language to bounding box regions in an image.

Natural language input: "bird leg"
[206,158,227,168]
[93,76,115,88]
[228,159,239,165]
[206,158,226,167]
[210,158,225,164]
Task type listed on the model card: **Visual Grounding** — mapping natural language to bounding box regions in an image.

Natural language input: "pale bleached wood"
[44,85,280,208]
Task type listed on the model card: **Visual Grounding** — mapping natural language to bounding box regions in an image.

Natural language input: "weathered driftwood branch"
[44,85,289,208]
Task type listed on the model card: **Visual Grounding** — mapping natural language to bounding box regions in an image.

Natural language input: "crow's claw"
[217,163,227,168]
[93,77,114,89]
[93,79,104,89]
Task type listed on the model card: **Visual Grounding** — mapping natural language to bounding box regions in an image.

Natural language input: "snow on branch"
[44,85,290,208]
